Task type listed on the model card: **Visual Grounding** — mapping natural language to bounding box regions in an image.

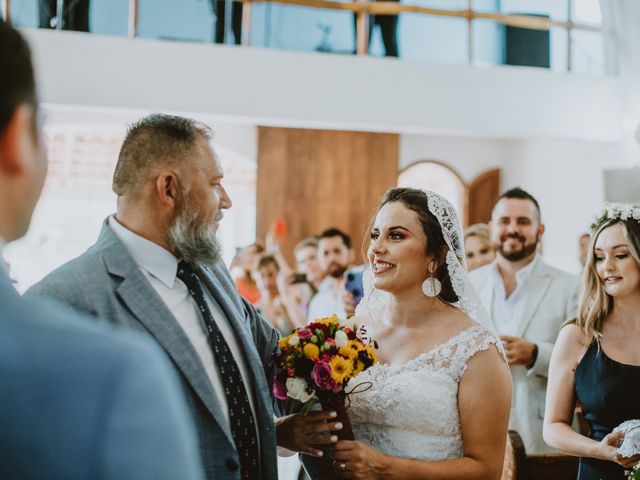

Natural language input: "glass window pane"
[137,0,213,42]
[9,0,41,28]
[572,0,601,24]
[249,3,355,54]
[571,29,604,74]
[401,13,468,65]
[499,0,568,22]
[9,0,129,36]
[472,19,504,67]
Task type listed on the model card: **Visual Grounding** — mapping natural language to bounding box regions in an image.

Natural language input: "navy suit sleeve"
[100,341,205,480]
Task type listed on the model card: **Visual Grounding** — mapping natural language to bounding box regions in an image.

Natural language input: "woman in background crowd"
[463,223,495,271]
[544,205,640,480]
[254,254,297,335]
[275,236,325,327]
[232,243,264,304]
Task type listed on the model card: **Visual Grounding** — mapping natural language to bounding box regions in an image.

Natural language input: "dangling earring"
[422,275,442,297]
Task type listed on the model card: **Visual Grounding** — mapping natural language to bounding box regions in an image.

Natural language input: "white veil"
[355,189,499,339]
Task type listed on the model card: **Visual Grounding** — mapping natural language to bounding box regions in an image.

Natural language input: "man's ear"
[0,105,35,176]
[155,171,182,211]
[537,223,545,240]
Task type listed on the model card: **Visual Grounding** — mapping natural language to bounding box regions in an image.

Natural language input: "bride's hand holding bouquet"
[272,315,377,459]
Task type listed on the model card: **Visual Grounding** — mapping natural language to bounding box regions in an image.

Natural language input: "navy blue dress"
[574,341,640,480]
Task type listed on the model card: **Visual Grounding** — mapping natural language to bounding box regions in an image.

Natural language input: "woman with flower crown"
[543,204,640,480]
[303,187,511,479]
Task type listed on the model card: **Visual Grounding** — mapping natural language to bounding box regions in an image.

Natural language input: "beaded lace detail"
[348,324,500,461]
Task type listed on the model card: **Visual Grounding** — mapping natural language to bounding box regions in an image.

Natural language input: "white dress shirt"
[490,255,540,336]
[307,276,346,322]
[109,216,258,428]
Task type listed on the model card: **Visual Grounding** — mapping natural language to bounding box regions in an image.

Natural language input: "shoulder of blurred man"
[0,276,204,480]
[468,261,496,286]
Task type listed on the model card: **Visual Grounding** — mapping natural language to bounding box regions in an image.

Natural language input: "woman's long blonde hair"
[573,219,640,342]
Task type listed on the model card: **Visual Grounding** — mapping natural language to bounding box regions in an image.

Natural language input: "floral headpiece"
[590,203,640,231]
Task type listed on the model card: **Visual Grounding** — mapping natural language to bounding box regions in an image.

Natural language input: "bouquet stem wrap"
[318,391,354,441]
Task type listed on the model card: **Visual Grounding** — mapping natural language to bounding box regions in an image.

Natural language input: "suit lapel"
[99,225,234,445]
[513,260,552,338]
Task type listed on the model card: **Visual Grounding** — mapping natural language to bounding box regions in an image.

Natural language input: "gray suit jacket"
[28,222,281,480]
[469,258,579,454]
[1,270,204,480]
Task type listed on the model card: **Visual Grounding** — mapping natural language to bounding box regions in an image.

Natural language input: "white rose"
[633,208,640,221]
[334,330,348,348]
[621,205,632,220]
[299,388,316,403]
[287,335,300,346]
[286,377,308,401]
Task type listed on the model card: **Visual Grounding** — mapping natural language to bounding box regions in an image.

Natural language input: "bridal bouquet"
[272,315,377,440]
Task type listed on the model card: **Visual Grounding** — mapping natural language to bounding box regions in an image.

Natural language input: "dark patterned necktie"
[177,261,260,479]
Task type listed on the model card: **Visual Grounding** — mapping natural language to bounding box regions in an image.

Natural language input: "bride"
[308,188,511,479]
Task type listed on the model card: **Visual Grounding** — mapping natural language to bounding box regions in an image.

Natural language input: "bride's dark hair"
[376,187,459,304]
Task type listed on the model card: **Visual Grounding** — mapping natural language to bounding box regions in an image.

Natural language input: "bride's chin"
[372,278,393,292]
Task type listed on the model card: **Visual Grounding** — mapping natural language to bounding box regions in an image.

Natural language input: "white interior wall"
[400,134,624,274]
[24,29,621,141]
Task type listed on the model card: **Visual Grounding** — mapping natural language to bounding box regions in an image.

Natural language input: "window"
[397,161,465,219]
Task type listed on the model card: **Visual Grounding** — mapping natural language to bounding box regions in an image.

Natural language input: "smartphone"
[288,273,308,285]
[344,269,364,306]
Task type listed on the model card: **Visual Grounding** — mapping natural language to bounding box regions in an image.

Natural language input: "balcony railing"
[2,0,602,71]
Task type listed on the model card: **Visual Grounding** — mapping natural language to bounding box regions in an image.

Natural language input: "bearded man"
[307,228,355,322]
[469,187,579,455]
[28,114,283,479]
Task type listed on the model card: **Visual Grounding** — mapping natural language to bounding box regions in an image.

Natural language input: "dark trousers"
[353,0,399,58]
[39,0,90,32]
[211,0,243,44]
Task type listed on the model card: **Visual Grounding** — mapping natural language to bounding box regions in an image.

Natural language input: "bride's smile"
[367,201,431,298]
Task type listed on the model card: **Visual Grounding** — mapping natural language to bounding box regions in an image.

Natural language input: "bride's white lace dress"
[349,324,500,461]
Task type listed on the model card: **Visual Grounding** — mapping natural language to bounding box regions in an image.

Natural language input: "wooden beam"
[241,0,252,46]
[355,0,369,55]
[128,0,138,38]
[1,0,9,23]
[247,0,600,33]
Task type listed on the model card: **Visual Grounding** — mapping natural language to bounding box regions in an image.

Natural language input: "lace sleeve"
[430,325,503,382]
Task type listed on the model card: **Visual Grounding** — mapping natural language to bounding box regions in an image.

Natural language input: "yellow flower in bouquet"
[339,340,361,361]
[278,335,290,349]
[329,355,354,384]
[303,343,320,360]
[314,315,340,327]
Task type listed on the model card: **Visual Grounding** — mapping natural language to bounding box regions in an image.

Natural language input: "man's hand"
[275,411,342,457]
[500,335,536,366]
[342,290,357,317]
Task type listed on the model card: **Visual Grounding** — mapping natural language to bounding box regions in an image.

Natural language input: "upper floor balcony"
[4,0,605,74]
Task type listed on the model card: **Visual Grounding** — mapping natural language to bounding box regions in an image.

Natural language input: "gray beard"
[168,206,222,267]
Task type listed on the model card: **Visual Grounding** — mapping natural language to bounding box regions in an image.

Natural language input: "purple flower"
[311,361,336,391]
[272,376,288,400]
[297,328,313,341]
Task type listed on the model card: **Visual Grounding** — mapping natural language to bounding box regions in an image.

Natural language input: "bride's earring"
[422,276,442,297]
